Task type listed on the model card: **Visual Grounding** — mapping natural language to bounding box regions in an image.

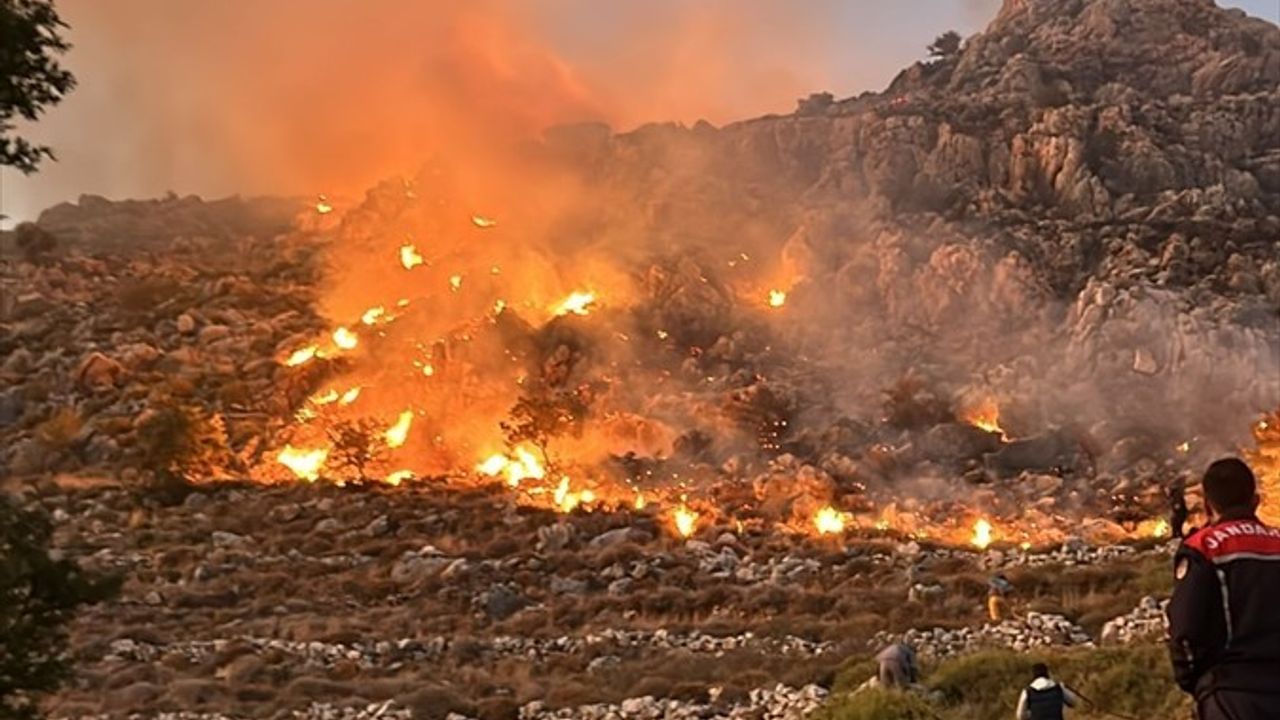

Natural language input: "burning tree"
[0,495,120,719]
[325,418,387,479]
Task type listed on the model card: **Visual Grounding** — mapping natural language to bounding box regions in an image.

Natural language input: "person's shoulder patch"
[1175,557,1189,580]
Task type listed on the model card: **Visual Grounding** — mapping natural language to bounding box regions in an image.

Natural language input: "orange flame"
[476,445,546,487]
[284,345,319,367]
[384,410,414,448]
[400,243,425,270]
[384,469,413,486]
[767,289,787,308]
[315,195,333,215]
[971,518,994,550]
[961,399,1008,441]
[552,291,597,316]
[361,306,386,325]
[672,505,699,538]
[449,274,463,292]
[332,326,359,350]
[813,505,847,535]
[310,389,339,405]
[338,387,362,405]
[471,214,498,228]
[277,445,328,482]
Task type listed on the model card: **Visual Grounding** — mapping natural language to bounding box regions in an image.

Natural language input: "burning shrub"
[135,403,232,481]
[324,419,386,479]
[0,495,121,720]
[500,382,598,467]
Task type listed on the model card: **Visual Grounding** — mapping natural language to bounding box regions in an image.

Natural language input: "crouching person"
[875,642,919,688]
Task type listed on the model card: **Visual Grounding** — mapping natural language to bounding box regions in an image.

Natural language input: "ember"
[971,518,994,550]
[767,289,787,308]
[813,505,847,535]
[399,243,425,270]
[383,410,414,448]
[672,505,700,538]
[332,326,358,350]
[283,345,318,367]
[277,445,328,482]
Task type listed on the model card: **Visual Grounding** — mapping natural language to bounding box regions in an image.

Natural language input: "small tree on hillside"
[0,494,120,718]
[0,0,76,173]
[927,30,963,61]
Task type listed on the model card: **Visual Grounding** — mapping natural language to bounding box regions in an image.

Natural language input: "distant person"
[987,587,1009,622]
[1014,663,1080,720]
[875,642,918,688]
[1168,477,1190,539]
[1167,458,1280,718]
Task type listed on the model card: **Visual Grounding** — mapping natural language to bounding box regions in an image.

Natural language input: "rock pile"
[874,612,1094,658]
[1101,596,1170,645]
[516,684,828,720]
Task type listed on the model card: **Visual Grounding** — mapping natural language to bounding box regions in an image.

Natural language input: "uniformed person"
[1166,457,1280,718]
[1014,663,1080,720]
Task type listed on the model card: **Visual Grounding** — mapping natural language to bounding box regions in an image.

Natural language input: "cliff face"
[553,0,1280,451]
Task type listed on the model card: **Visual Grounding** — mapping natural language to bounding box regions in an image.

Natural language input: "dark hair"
[1203,458,1257,513]
[1032,663,1049,679]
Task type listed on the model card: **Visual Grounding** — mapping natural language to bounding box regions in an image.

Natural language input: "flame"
[310,389,339,405]
[552,291,597,316]
[767,289,787,308]
[284,345,318,367]
[476,445,546,487]
[962,399,1008,441]
[813,505,848,535]
[383,410,414,448]
[332,326,359,350]
[1176,441,1190,454]
[672,505,699,538]
[361,306,386,325]
[634,492,647,510]
[339,387,362,405]
[384,470,413,486]
[552,476,595,513]
[315,195,333,215]
[449,274,463,292]
[277,445,328,482]
[971,518,994,550]
[1151,518,1171,539]
[400,243,425,270]
[493,299,507,315]
[421,363,435,377]
[471,214,498,228]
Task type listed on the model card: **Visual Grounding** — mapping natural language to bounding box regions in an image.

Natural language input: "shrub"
[325,418,386,479]
[815,688,944,720]
[33,407,81,449]
[0,495,121,719]
[135,403,231,481]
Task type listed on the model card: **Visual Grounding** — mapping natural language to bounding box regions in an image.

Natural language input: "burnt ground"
[25,477,1173,719]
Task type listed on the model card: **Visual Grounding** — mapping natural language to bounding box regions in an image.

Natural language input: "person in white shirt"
[1015,663,1081,720]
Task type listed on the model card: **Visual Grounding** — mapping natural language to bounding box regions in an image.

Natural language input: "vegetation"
[325,418,386,478]
[135,403,231,481]
[0,0,76,173]
[927,31,963,61]
[0,494,120,718]
[501,384,597,466]
[823,645,1191,720]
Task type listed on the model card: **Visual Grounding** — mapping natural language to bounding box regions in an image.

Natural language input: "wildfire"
[399,243,425,270]
[332,326,359,350]
[284,345,318,367]
[672,505,699,538]
[277,445,328,482]
[767,289,787,308]
[471,214,498,228]
[813,505,848,535]
[339,387,361,405]
[552,476,596,513]
[476,446,546,487]
[383,410,414,448]
[449,274,463,292]
[384,470,413,486]
[361,306,386,325]
[310,389,339,405]
[315,195,333,214]
[971,518,994,550]
[552,291,597,317]
[962,399,1008,441]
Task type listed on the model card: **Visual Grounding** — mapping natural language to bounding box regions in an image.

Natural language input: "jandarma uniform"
[1166,517,1280,703]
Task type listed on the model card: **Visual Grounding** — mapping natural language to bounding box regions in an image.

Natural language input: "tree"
[0,494,120,718]
[326,419,386,479]
[927,31,963,61]
[0,0,76,173]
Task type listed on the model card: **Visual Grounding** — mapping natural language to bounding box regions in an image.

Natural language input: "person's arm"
[1061,684,1082,708]
[1014,689,1029,720]
[1166,544,1228,692]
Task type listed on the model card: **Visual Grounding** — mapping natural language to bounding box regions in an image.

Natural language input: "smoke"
[1,0,898,224]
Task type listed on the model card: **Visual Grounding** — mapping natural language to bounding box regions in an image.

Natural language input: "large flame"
[476,445,547,488]
[672,505,699,538]
[332,326,359,350]
[277,445,328,482]
[971,518,994,550]
[384,410,414,448]
[552,291,597,316]
[813,505,847,535]
[400,243,425,270]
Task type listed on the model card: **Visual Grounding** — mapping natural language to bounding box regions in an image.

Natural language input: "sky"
[0,0,1276,225]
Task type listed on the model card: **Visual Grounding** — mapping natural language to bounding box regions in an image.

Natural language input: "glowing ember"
[813,505,848,535]
[552,291,597,316]
[1176,441,1191,454]
[672,505,699,538]
[552,476,595,513]
[961,399,1008,441]
[1152,518,1171,538]
[383,410,414,448]
[471,214,498,228]
[449,274,463,292]
[400,243,425,270]
[361,306,386,325]
[284,345,318,367]
[384,470,413,486]
[339,387,362,405]
[634,492,647,510]
[277,445,328,482]
[421,363,435,377]
[493,299,507,315]
[767,289,787,308]
[332,326,358,350]
[315,195,333,214]
[971,518,994,550]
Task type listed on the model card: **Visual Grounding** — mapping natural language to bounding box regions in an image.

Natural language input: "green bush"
[815,688,943,720]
